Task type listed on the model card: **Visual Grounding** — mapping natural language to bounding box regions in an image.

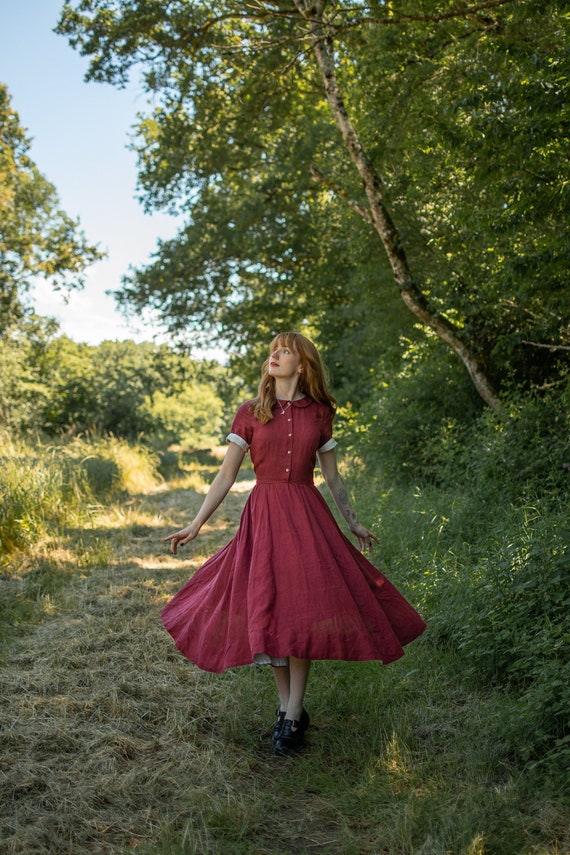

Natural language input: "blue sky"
[0,0,183,345]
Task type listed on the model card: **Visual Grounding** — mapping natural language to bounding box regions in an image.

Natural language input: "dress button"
[285,468,290,472]
[288,433,292,437]
[287,450,291,454]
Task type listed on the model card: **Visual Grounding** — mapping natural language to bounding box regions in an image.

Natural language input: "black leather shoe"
[272,708,286,744]
[273,712,310,756]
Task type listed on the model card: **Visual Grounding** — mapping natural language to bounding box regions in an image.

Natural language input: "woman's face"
[268,343,302,381]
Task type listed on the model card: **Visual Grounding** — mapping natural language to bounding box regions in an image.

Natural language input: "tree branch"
[293,0,503,411]
[315,0,514,31]
[310,165,373,224]
[522,340,570,353]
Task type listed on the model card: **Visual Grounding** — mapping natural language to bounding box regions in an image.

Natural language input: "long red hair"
[251,332,337,424]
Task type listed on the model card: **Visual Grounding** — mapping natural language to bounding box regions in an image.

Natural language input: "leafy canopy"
[56,2,569,396]
[0,83,102,334]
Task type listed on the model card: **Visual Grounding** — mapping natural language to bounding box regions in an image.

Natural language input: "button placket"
[285,412,293,476]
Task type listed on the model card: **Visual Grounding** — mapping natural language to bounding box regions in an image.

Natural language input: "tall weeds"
[347,371,570,787]
[0,433,161,558]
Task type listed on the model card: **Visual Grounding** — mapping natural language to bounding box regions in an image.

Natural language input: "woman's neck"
[274,380,304,402]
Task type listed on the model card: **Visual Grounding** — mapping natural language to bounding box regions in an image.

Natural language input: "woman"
[163,332,426,756]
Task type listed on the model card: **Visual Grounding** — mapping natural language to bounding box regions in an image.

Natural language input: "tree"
[0,314,58,433]
[56,1,569,406]
[37,337,236,442]
[0,83,102,334]
[141,385,225,449]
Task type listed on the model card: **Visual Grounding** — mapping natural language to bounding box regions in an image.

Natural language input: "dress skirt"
[162,480,426,673]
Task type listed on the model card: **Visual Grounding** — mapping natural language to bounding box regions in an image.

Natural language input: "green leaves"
[56,2,570,399]
[0,84,103,333]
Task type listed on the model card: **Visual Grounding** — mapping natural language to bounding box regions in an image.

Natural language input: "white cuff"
[317,438,337,453]
[226,432,249,451]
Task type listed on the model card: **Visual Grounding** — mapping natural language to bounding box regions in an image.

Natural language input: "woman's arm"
[164,441,247,554]
[317,448,379,552]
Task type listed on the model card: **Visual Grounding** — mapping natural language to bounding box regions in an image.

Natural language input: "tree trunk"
[293,0,502,411]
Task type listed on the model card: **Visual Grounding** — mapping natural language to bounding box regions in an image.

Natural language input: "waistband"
[255,478,314,487]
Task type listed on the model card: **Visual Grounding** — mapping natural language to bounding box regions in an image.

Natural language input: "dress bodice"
[227,397,337,485]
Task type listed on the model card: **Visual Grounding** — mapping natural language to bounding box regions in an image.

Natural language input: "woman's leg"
[273,657,311,754]
[272,661,290,711]
[270,658,311,720]
[286,657,311,723]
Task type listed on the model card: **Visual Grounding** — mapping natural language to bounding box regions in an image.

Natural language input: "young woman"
[162,332,426,756]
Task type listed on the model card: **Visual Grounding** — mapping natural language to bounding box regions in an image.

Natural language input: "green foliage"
[65,434,162,497]
[0,434,162,558]
[0,442,85,555]
[40,338,174,438]
[355,333,484,483]
[348,372,570,784]
[1,331,235,448]
[142,384,225,450]
[457,512,569,776]
[56,1,570,400]
[351,1,570,388]
[0,314,58,433]
[0,83,102,333]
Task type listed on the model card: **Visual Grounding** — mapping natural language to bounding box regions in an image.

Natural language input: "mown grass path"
[1,462,567,854]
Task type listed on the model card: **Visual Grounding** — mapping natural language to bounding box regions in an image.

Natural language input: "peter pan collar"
[273,396,313,409]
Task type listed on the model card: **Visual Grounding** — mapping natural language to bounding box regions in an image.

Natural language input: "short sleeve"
[317,405,337,453]
[226,401,255,451]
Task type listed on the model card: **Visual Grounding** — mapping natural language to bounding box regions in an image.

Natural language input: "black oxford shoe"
[273,710,310,756]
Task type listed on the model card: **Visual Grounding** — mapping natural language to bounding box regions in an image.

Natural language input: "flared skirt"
[162,482,426,673]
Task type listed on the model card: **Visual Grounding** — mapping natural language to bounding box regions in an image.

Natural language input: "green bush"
[356,336,483,484]
[348,370,570,783]
[423,503,569,773]
[0,435,162,557]
[0,454,84,554]
[78,455,121,497]
[64,435,162,498]
[141,384,225,451]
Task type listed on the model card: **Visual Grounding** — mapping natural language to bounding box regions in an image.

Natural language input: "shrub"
[347,373,570,783]
[0,434,162,558]
[141,384,225,451]
[0,454,84,555]
[424,503,569,773]
[64,435,162,498]
[356,335,483,484]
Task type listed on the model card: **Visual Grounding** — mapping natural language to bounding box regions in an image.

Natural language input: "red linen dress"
[162,397,426,673]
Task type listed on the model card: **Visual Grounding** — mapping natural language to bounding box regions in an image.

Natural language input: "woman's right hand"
[163,523,200,555]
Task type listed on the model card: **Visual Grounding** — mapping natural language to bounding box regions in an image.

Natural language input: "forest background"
[1,2,569,853]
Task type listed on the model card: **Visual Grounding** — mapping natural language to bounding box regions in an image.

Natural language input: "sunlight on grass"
[1,445,568,855]
[382,730,412,783]
[465,836,486,855]
[90,504,164,530]
[129,555,200,572]
[230,478,256,493]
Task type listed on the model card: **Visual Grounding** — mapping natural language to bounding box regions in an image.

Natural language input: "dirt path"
[1,474,288,854]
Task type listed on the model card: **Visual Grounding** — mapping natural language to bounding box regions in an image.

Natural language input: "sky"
[0,0,187,347]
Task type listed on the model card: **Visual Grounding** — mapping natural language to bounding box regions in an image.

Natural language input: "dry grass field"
[1,452,568,854]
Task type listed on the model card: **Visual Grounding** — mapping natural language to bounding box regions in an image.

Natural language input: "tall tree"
[0,83,102,334]
[57,1,569,406]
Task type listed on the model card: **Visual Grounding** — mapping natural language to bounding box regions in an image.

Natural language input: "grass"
[0,447,568,854]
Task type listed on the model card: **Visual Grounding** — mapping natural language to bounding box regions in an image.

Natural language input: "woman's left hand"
[350,523,379,553]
